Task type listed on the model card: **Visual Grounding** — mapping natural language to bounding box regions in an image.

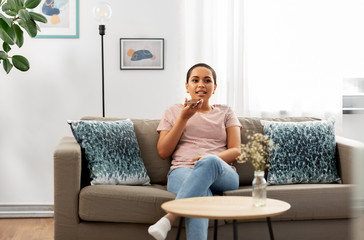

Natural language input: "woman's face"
[186,67,217,101]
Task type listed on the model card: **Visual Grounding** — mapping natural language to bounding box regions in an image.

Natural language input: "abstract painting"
[35,0,79,38]
[120,38,164,70]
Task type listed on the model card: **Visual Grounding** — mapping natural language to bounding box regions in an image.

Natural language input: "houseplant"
[236,132,277,206]
[0,0,47,73]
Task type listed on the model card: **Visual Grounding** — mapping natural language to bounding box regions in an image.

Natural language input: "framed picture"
[34,0,79,38]
[120,38,164,70]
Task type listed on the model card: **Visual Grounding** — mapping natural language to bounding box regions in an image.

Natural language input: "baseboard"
[0,204,54,218]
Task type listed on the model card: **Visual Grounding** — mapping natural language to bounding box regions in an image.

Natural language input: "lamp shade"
[93,2,112,23]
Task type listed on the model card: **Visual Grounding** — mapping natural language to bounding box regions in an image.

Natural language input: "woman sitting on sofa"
[148,63,242,240]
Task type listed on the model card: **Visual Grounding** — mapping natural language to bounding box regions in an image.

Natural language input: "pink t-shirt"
[157,104,242,169]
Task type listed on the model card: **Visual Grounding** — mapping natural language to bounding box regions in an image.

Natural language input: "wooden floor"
[0,218,54,240]
[0,216,363,240]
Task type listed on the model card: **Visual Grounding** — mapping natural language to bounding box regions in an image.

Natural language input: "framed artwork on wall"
[34,0,80,38]
[120,38,164,70]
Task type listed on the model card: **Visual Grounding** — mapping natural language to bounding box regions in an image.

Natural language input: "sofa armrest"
[54,136,82,240]
[336,136,364,184]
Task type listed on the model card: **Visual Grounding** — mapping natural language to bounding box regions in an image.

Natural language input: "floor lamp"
[93,2,112,117]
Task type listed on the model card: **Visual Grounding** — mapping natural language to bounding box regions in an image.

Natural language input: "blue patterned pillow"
[260,120,341,185]
[68,119,150,185]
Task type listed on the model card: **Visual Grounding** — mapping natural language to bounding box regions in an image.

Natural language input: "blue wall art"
[120,38,164,70]
[35,0,79,38]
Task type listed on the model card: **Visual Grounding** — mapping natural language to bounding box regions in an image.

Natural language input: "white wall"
[0,0,183,204]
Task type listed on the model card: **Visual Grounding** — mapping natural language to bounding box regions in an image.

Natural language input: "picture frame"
[34,0,79,38]
[120,38,164,70]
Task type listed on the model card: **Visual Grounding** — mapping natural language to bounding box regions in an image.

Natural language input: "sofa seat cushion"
[79,184,175,224]
[223,184,352,221]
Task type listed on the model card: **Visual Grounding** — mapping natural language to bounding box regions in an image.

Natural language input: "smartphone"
[184,100,201,104]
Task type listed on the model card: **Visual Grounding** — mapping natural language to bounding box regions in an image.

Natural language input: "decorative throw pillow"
[260,120,341,185]
[68,119,150,185]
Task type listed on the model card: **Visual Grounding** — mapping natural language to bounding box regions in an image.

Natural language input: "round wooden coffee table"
[161,196,291,240]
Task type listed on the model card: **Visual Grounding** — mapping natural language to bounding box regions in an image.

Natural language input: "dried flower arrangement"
[236,131,277,172]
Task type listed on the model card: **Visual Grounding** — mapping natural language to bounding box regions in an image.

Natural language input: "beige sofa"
[54,116,358,240]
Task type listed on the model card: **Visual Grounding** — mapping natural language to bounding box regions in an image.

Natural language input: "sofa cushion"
[79,184,175,224]
[261,120,341,185]
[223,184,352,221]
[69,119,150,185]
[81,117,171,185]
[79,183,352,224]
[131,119,171,185]
[234,117,320,185]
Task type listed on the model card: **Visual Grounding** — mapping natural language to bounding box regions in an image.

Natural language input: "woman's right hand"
[181,98,203,120]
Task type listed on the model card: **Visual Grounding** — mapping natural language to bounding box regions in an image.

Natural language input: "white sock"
[148,217,171,240]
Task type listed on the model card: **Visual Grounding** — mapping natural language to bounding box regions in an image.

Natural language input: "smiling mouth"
[196,91,207,95]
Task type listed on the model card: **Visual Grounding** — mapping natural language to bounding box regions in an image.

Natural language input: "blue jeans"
[167,155,239,240]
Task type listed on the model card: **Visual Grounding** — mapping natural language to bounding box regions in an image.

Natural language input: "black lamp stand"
[99,24,106,117]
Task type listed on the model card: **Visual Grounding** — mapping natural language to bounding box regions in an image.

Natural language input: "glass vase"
[252,171,267,207]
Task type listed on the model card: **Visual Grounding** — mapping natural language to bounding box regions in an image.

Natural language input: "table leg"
[266,217,274,240]
[233,220,238,240]
[214,219,218,240]
[176,217,184,240]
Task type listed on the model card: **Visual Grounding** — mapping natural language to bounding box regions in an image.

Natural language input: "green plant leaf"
[3,58,13,73]
[18,9,31,21]
[24,0,41,9]
[0,12,12,27]
[12,55,29,71]
[2,0,18,16]
[29,12,47,23]
[0,51,8,60]
[13,24,23,47]
[0,19,15,45]
[18,18,37,37]
[3,42,11,52]
[35,22,40,31]
[15,0,24,8]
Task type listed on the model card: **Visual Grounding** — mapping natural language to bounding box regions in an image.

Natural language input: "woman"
[148,63,242,240]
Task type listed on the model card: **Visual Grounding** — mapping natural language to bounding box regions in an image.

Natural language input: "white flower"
[236,132,277,171]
